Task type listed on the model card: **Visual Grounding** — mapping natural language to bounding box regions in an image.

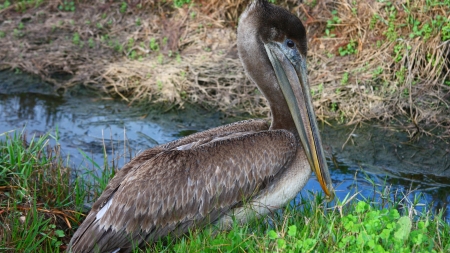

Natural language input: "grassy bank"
[0,0,449,135]
[1,130,449,252]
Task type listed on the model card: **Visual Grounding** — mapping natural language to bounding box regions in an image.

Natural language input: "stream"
[1,71,449,221]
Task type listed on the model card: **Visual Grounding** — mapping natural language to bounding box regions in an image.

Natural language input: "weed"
[157,80,163,90]
[58,0,75,12]
[339,111,345,123]
[403,88,409,96]
[370,14,380,30]
[135,17,141,27]
[339,40,357,56]
[325,10,340,37]
[395,66,406,84]
[72,32,80,45]
[13,29,23,38]
[0,0,11,9]
[341,72,349,85]
[0,31,5,38]
[120,2,127,13]
[384,5,399,41]
[88,38,95,48]
[149,38,159,51]
[316,83,324,95]
[113,40,123,52]
[14,68,22,74]
[393,43,411,62]
[442,19,450,41]
[376,40,382,48]
[127,38,134,51]
[331,102,338,111]
[174,0,191,8]
[157,54,164,64]
[372,66,384,77]
[129,50,137,60]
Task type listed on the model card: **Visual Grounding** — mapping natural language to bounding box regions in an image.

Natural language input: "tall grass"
[0,130,105,252]
[0,130,449,252]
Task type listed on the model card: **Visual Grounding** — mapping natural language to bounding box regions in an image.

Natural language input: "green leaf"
[55,230,65,237]
[356,201,368,213]
[394,216,412,241]
[268,230,278,240]
[277,239,286,249]
[288,225,297,237]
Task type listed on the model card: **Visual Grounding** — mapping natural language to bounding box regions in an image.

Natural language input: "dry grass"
[0,0,449,136]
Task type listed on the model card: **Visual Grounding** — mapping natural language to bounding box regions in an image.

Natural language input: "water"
[1,71,449,220]
[0,92,228,169]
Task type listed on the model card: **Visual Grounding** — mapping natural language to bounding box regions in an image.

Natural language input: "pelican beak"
[264,43,335,201]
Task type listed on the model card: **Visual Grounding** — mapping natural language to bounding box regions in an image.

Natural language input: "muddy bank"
[0,0,449,134]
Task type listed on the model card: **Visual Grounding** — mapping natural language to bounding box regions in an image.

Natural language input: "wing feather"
[69,122,296,253]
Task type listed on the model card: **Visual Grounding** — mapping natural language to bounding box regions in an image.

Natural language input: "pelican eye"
[286,39,295,48]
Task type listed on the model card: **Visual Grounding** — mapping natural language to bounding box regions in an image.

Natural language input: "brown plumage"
[68,1,335,252]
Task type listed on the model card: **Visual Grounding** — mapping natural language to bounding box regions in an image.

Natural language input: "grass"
[1,129,449,252]
[0,130,112,252]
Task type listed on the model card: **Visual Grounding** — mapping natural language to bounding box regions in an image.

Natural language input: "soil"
[0,0,449,136]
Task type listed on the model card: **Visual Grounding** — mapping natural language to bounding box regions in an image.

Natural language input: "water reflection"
[1,91,449,221]
[0,93,224,170]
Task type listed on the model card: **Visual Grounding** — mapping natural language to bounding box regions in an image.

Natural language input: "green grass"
[0,130,112,251]
[0,129,449,252]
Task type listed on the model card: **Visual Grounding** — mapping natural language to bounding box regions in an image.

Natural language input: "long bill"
[264,43,335,201]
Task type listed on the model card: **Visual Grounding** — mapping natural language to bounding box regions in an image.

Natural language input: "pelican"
[68,0,335,252]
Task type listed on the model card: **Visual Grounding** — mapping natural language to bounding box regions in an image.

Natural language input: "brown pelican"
[68,0,335,252]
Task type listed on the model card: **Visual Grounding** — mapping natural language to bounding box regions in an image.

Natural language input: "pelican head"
[238,0,335,200]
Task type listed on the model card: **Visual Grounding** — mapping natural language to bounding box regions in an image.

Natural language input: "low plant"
[58,0,75,12]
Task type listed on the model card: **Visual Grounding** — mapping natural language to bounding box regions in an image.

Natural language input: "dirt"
[0,0,449,136]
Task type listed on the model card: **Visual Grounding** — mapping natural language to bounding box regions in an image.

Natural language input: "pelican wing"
[69,126,296,252]
[89,119,269,213]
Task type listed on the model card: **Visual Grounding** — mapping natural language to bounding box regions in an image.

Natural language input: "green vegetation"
[72,32,80,46]
[338,40,357,56]
[0,130,114,251]
[173,0,192,8]
[341,72,349,85]
[0,0,44,12]
[0,0,11,9]
[2,129,448,252]
[325,10,340,37]
[120,1,127,13]
[58,1,75,12]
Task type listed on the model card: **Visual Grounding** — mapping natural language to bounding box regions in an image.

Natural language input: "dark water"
[1,71,449,221]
